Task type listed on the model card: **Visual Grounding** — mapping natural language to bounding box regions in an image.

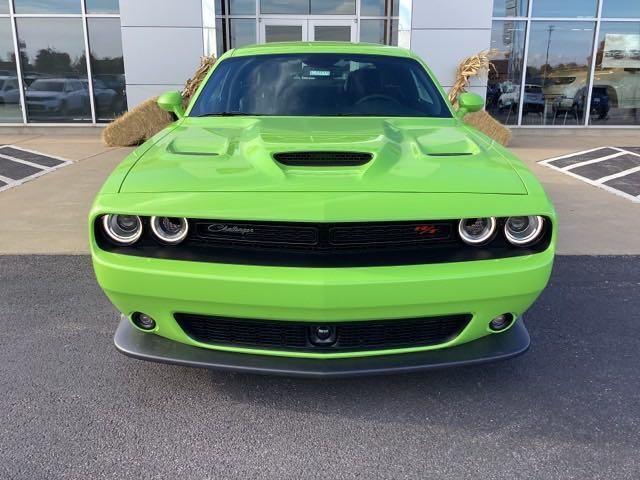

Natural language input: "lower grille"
[174,313,472,353]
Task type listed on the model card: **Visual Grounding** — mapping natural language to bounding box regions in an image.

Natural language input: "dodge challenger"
[90,42,556,377]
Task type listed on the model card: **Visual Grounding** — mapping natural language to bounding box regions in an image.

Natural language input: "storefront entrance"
[259,19,357,43]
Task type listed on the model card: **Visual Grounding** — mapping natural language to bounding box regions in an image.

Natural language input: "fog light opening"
[132,312,156,331]
[309,325,337,346]
[489,313,515,332]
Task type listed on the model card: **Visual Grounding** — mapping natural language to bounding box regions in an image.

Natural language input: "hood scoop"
[273,151,373,167]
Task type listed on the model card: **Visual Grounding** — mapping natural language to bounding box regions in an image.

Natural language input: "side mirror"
[157,91,185,119]
[457,92,484,116]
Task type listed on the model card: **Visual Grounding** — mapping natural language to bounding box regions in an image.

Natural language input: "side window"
[411,70,435,105]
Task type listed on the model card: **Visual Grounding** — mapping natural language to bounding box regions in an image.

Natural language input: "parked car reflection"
[0,76,20,105]
[25,77,90,119]
[573,86,610,120]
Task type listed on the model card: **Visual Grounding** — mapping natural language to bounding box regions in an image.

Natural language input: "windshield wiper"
[195,111,264,117]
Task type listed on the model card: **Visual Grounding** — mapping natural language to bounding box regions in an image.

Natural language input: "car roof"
[229,41,414,59]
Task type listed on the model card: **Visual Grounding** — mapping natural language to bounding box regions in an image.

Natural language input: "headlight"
[458,217,496,245]
[504,216,545,246]
[150,216,189,244]
[102,214,142,245]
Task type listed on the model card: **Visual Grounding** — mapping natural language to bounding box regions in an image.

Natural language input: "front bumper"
[114,315,530,377]
[94,247,553,359]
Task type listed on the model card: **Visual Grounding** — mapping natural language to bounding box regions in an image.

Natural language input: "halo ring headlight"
[504,216,545,246]
[102,214,142,245]
[150,216,189,244]
[458,217,497,245]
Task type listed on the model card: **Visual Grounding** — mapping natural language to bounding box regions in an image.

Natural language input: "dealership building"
[0,0,638,127]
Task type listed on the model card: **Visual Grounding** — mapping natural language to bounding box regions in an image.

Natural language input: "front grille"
[193,220,454,250]
[174,313,472,352]
[273,151,373,167]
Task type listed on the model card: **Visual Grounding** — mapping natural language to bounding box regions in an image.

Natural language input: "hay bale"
[464,110,512,146]
[103,55,217,147]
[448,50,512,145]
[102,96,173,147]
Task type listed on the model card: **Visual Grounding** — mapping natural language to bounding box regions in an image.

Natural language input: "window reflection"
[85,0,119,14]
[487,20,526,125]
[0,18,21,122]
[531,0,597,18]
[361,0,385,16]
[589,22,640,126]
[602,0,640,19]
[17,18,91,123]
[230,19,256,48]
[14,0,81,14]
[360,20,386,44]
[311,0,355,15]
[523,21,595,126]
[260,0,308,14]
[229,0,254,15]
[87,18,126,122]
[492,0,528,17]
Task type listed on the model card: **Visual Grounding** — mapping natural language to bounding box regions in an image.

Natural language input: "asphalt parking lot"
[1,255,639,480]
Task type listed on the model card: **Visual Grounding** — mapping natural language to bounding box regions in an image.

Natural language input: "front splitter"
[114,317,530,378]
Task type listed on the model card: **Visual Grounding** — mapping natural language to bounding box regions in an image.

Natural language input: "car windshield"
[190,53,452,118]
[29,81,65,92]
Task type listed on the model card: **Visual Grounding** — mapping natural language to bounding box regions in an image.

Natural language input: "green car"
[90,42,556,377]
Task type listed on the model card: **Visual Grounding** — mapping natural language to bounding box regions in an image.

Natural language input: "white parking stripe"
[0,173,13,184]
[595,165,640,184]
[2,145,71,164]
[0,146,71,193]
[538,146,609,165]
[563,151,627,171]
[540,149,640,203]
[0,153,47,170]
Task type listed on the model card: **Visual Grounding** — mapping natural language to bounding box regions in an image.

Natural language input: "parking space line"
[563,151,626,171]
[595,165,640,184]
[540,146,640,203]
[0,146,71,193]
[0,153,51,170]
[538,146,608,165]
[0,145,70,167]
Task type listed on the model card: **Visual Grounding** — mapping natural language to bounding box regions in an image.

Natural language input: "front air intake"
[273,151,373,167]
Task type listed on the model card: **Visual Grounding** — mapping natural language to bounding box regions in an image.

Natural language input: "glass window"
[0,1,8,13]
[589,22,640,126]
[265,25,303,42]
[311,0,355,15]
[230,19,256,48]
[216,0,225,15]
[16,18,91,123]
[14,0,81,14]
[360,20,386,44]
[87,18,126,122]
[523,21,595,126]
[487,20,526,125]
[602,0,640,18]
[313,25,351,41]
[216,18,226,57]
[190,54,452,118]
[390,19,398,46]
[229,0,254,15]
[392,0,399,16]
[361,0,385,16]
[260,0,308,14]
[492,0,528,17]
[0,18,21,122]
[85,0,119,13]
[531,0,597,18]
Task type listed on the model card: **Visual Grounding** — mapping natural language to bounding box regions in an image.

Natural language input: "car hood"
[120,117,527,195]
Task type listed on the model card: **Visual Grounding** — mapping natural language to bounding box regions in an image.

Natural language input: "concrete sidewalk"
[0,129,637,255]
